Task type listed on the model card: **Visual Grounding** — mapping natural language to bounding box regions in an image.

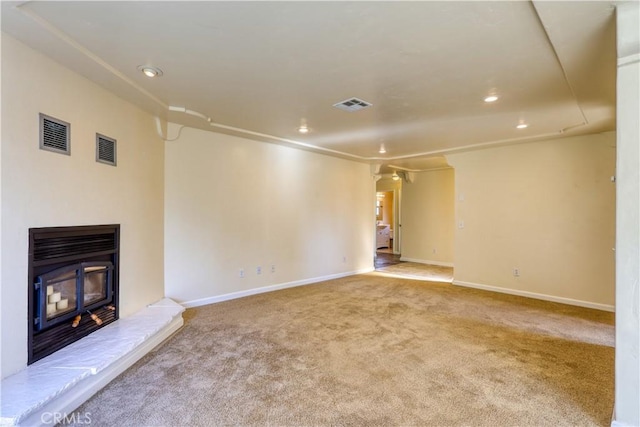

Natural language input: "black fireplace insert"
[28,225,120,364]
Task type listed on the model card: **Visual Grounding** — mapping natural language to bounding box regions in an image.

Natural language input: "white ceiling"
[1,1,616,172]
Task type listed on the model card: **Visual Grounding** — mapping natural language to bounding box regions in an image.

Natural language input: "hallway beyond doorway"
[375,252,453,283]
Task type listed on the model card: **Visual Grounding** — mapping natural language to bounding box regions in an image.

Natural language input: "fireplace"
[28,225,120,364]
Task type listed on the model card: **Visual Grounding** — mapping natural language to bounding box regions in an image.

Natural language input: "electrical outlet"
[271,264,275,273]
[342,256,347,263]
[458,220,465,229]
[239,269,244,278]
[433,248,437,254]
[257,266,262,275]
[513,268,520,277]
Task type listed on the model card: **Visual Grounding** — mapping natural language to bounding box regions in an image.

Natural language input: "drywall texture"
[448,132,616,307]
[615,2,640,425]
[164,126,374,304]
[400,169,455,266]
[1,35,165,378]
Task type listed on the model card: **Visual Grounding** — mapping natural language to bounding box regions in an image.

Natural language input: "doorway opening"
[375,189,399,254]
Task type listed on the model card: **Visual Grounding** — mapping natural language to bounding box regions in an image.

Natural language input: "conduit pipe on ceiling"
[166,105,365,160]
[164,106,589,161]
[169,106,212,123]
[18,2,596,161]
[154,116,185,141]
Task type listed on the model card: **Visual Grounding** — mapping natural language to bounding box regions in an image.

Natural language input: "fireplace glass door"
[36,261,113,331]
[44,268,78,320]
[84,265,109,306]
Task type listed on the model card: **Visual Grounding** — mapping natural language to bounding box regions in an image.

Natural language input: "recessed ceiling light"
[516,123,528,129]
[484,95,499,103]
[137,65,163,78]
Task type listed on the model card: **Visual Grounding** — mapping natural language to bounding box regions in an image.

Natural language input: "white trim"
[611,420,635,427]
[452,280,615,312]
[180,268,375,308]
[399,257,454,268]
[388,164,453,173]
[618,53,640,67]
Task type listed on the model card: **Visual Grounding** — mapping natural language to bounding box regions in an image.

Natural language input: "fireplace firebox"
[28,225,120,364]
[35,261,114,331]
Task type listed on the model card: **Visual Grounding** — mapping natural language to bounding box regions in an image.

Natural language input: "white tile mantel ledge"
[0,298,185,427]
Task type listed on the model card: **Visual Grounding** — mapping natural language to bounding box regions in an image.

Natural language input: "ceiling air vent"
[39,113,70,155]
[96,134,117,166]
[333,97,373,112]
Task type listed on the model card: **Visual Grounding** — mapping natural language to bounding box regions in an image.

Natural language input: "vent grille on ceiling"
[333,97,373,112]
[96,134,117,166]
[39,114,70,155]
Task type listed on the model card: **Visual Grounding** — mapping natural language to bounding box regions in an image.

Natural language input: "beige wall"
[164,126,374,305]
[448,132,616,309]
[400,168,455,266]
[1,35,165,378]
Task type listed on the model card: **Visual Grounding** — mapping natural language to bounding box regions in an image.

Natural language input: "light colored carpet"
[72,274,614,426]
[375,262,454,282]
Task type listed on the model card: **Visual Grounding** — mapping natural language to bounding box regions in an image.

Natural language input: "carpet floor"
[72,274,614,426]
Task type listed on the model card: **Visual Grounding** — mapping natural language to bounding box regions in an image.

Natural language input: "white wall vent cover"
[96,134,117,166]
[39,113,70,155]
[333,97,373,112]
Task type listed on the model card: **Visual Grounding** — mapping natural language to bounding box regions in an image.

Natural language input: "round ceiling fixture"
[484,95,499,103]
[392,171,400,181]
[516,123,528,129]
[137,65,163,78]
[298,119,310,134]
[379,145,386,154]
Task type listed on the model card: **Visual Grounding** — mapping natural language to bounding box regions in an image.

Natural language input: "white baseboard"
[452,280,615,312]
[611,420,636,427]
[399,257,454,268]
[181,268,375,308]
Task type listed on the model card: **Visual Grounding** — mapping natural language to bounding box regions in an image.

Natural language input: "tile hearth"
[1,298,184,426]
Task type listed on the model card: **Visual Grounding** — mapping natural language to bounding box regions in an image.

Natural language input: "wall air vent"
[333,97,373,112]
[96,134,117,166]
[39,113,70,155]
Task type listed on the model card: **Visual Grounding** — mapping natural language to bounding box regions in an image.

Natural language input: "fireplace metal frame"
[28,224,120,364]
